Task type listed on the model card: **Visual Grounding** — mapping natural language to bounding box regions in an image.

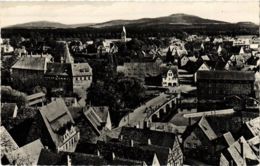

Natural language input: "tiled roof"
[38,148,142,165]
[197,70,255,81]
[39,98,75,147]
[198,116,217,141]
[223,132,235,146]
[11,56,46,71]
[7,139,44,165]
[97,141,155,165]
[0,126,19,159]
[245,117,260,137]
[83,107,103,135]
[120,127,177,149]
[122,61,162,78]
[227,136,258,166]
[71,63,92,76]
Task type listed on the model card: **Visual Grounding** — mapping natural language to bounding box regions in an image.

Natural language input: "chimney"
[148,138,151,145]
[67,155,71,166]
[130,139,134,147]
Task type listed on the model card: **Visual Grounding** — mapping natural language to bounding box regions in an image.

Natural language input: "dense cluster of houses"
[1,26,260,165]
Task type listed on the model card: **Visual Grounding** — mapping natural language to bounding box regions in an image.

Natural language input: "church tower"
[61,42,73,63]
[121,26,126,42]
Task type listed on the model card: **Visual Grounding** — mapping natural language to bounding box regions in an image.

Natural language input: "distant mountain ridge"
[6,13,257,29]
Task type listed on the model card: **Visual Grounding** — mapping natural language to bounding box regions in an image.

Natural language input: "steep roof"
[0,126,19,159]
[197,70,255,81]
[11,56,46,71]
[39,98,75,147]
[7,139,44,165]
[245,117,260,137]
[97,141,156,165]
[198,116,218,141]
[38,149,108,165]
[83,106,103,135]
[38,147,144,165]
[120,127,177,148]
[71,63,92,76]
[226,136,258,166]
[223,132,235,146]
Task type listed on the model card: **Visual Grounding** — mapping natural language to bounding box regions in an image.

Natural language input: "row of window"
[74,76,91,81]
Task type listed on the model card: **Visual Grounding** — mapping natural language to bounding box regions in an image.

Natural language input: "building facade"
[197,70,255,111]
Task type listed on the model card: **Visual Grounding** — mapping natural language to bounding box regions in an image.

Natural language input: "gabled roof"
[71,63,92,76]
[7,139,44,165]
[11,56,47,71]
[245,117,260,137]
[120,127,177,149]
[83,106,103,135]
[226,136,258,166]
[0,126,19,159]
[39,98,75,147]
[198,116,218,141]
[223,132,235,146]
[197,70,255,81]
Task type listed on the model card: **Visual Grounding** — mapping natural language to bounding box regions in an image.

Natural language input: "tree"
[1,86,27,107]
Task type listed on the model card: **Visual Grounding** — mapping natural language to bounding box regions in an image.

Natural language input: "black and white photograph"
[0,0,260,165]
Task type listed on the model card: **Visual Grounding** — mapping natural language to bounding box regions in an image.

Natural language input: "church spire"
[64,43,72,63]
[121,26,126,42]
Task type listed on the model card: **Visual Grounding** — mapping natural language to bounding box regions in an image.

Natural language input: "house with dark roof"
[119,127,183,165]
[39,98,80,152]
[44,63,73,92]
[37,148,145,165]
[182,116,218,163]
[67,105,111,143]
[197,70,255,111]
[11,56,50,89]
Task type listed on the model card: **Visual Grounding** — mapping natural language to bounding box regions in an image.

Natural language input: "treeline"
[2,24,258,39]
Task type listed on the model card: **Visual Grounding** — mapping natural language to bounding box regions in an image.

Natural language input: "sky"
[0,0,259,27]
